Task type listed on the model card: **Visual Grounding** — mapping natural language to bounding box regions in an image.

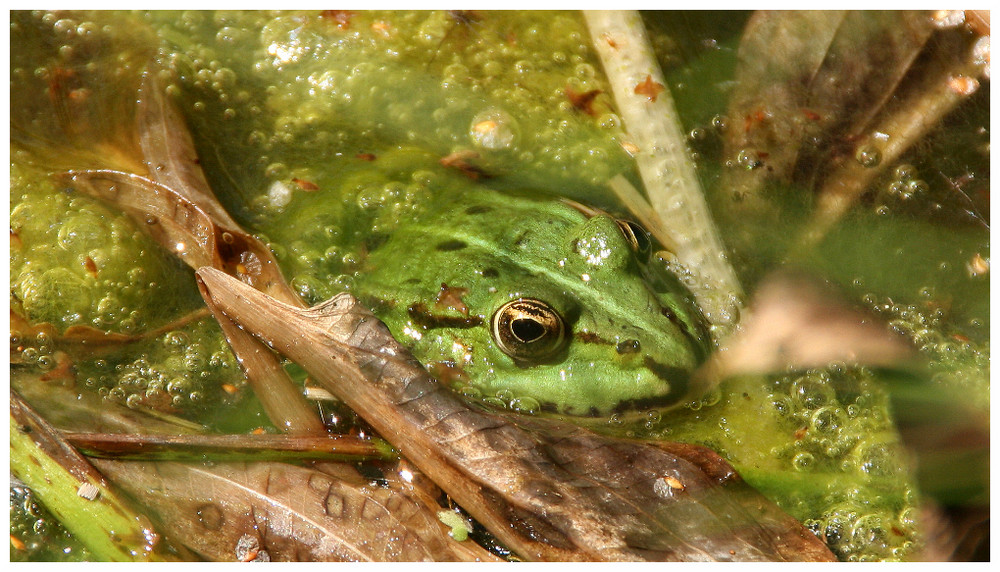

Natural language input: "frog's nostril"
[616,339,641,354]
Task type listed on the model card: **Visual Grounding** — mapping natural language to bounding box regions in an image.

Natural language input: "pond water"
[10,10,989,561]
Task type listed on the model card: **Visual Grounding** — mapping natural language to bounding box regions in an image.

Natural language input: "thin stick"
[800,60,986,248]
[62,431,392,461]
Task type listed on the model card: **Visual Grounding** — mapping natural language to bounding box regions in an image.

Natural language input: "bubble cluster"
[622,360,921,561]
[10,483,92,562]
[815,500,919,561]
[75,320,243,414]
[867,292,989,408]
[11,163,194,332]
[150,9,630,221]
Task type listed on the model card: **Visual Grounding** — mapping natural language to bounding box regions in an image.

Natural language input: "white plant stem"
[584,10,743,336]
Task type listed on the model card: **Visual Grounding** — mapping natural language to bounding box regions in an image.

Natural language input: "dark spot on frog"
[403,277,421,285]
[575,331,609,345]
[513,230,529,247]
[408,302,483,329]
[616,339,641,354]
[465,205,492,215]
[435,239,467,251]
[435,283,470,316]
[660,306,691,336]
[481,268,499,278]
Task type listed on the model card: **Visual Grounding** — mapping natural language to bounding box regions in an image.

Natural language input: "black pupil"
[511,318,546,343]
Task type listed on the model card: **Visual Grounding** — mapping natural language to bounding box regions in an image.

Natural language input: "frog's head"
[354,191,711,418]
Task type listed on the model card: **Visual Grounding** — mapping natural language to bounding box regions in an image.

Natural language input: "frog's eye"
[615,219,651,259]
[491,298,568,362]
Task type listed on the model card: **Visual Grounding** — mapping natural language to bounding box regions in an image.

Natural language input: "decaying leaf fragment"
[197,267,836,562]
[12,369,493,562]
[720,10,988,243]
[92,459,501,562]
[58,72,323,434]
[722,11,936,207]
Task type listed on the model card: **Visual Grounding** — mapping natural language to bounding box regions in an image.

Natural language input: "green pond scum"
[9,10,989,561]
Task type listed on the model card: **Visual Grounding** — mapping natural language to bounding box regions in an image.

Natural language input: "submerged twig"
[10,391,191,561]
[800,52,989,247]
[63,431,392,462]
[10,306,212,355]
[583,11,743,337]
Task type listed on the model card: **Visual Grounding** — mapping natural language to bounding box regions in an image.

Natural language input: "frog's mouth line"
[537,335,693,417]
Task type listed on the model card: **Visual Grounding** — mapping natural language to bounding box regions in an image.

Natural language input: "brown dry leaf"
[197,267,836,562]
[92,459,500,562]
[134,72,242,229]
[59,169,288,299]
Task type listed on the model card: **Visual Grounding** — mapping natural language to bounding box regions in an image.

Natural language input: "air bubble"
[469,108,519,151]
[792,452,815,471]
[53,18,77,35]
[510,396,539,414]
[811,406,843,434]
[906,179,928,195]
[36,354,55,371]
[791,376,833,409]
[163,331,190,348]
[855,145,881,168]
[736,149,763,170]
[893,164,916,180]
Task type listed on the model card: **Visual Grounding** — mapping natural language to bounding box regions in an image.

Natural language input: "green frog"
[350,188,711,417]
